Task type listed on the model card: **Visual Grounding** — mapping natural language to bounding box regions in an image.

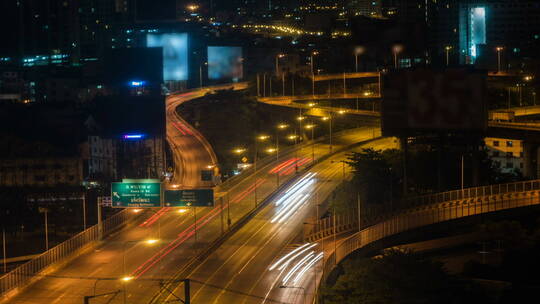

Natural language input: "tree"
[345,148,401,208]
[323,249,485,304]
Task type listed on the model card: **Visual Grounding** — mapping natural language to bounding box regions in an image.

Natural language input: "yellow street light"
[233,148,246,154]
[524,76,533,81]
[337,109,346,115]
[122,276,133,282]
[312,51,319,56]
[307,102,316,107]
[186,4,199,11]
[177,208,188,214]
[132,209,142,213]
[277,123,288,129]
[258,135,270,141]
[287,135,297,140]
[305,124,316,129]
[145,239,159,245]
[297,116,306,121]
[266,148,277,153]
[321,116,330,121]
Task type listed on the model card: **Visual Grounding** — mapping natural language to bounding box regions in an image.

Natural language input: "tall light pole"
[322,116,332,152]
[354,46,365,73]
[305,123,316,164]
[276,123,288,186]
[496,46,504,72]
[445,45,452,66]
[275,53,285,76]
[311,51,319,97]
[254,135,269,206]
[393,44,403,69]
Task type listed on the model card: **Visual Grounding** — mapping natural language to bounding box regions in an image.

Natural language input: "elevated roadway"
[1,116,381,303]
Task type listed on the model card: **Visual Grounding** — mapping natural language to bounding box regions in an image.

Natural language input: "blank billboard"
[147,33,188,81]
[207,46,243,80]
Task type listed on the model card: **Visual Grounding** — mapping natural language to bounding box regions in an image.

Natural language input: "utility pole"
[82,194,87,230]
[2,228,6,273]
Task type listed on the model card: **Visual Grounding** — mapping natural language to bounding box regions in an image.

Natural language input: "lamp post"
[305,124,316,164]
[445,46,452,66]
[276,123,289,187]
[275,53,285,76]
[392,44,403,69]
[496,46,504,72]
[311,51,319,97]
[321,116,332,152]
[254,135,269,206]
[354,46,365,72]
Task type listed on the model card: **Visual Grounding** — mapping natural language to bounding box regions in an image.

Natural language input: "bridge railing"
[0,209,135,299]
[403,179,540,208]
[306,179,540,243]
[321,190,540,285]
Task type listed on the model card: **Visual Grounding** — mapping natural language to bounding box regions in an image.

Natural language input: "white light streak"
[282,251,314,285]
[292,252,324,284]
[269,243,311,271]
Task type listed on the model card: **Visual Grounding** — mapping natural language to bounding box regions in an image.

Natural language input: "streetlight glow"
[297,116,306,121]
[277,123,288,129]
[145,239,159,245]
[122,276,133,282]
[233,148,246,154]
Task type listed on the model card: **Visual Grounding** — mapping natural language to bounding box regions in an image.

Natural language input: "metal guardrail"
[403,179,540,208]
[306,179,540,243]
[321,189,540,285]
[0,209,134,299]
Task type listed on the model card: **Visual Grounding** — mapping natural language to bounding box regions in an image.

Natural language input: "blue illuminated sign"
[123,134,145,139]
[130,81,145,87]
[147,33,188,81]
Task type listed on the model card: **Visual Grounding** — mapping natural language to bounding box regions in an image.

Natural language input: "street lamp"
[392,44,403,69]
[275,124,289,186]
[444,45,452,66]
[305,124,316,163]
[354,46,365,72]
[321,116,332,152]
[496,46,504,72]
[276,53,285,76]
[233,148,246,154]
[254,135,270,206]
[311,51,319,97]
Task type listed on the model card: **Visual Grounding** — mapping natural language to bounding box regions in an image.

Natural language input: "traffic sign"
[111,181,161,208]
[164,189,214,207]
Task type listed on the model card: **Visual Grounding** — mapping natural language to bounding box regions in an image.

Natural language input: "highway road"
[159,137,397,304]
[4,122,381,303]
[166,83,247,188]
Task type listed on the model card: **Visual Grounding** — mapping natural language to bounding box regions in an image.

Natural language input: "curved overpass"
[312,179,540,295]
[166,83,247,188]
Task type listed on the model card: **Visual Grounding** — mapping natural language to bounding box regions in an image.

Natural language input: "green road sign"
[164,189,214,207]
[111,181,161,208]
